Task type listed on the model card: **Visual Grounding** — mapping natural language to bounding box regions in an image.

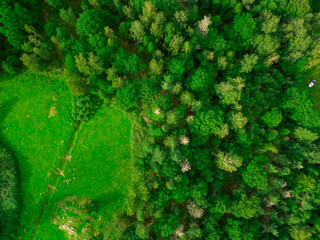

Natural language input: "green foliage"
[135,223,150,239]
[290,224,314,240]
[240,54,258,73]
[45,0,66,8]
[232,194,260,219]
[0,2,37,50]
[261,108,282,128]
[76,10,104,36]
[253,34,280,56]
[216,151,243,172]
[153,214,179,237]
[169,35,184,55]
[190,106,224,136]
[33,47,52,61]
[293,127,319,142]
[75,52,104,76]
[59,7,77,26]
[216,77,244,106]
[294,173,319,194]
[71,95,100,122]
[149,58,163,75]
[287,0,310,17]
[0,144,20,238]
[1,0,320,238]
[233,13,257,49]
[260,10,280,34]
[54,196,102,239]
[113,48,143,74]
[187,67,210,92]
[242,162,268,190]
[116,82,140,108]
[130,20,146,43]
[1,56,20,74]
[163,135,177,149]
[283,88,320,128]
[20,54,42,72]
[63,69,88,96]
[230,111,248,130]
[225,219,243,240]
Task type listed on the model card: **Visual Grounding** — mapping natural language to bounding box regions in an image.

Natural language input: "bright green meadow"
[0,71,132,239]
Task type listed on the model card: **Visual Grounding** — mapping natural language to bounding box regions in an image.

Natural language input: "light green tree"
[293,127,319,142]
[232,194,260,219]
[216,151,242,172]
[174,10,188,29]
[260,10,280,34]
[169,35,184,55]
[139,1,157,27]
[164,135,177,149]
[253,34,280,56]
[216,77,245,106]
[240,54,258,73]
[33,47,52,61]
[286,0,310,18]
[150,12,165,38]
[230,112,247,130]
[290,225,314,240]
[149,58,163,75]
[59,7,76,26]
[75,52,104,76]
[20,54,42,72]
[130,20,146,43]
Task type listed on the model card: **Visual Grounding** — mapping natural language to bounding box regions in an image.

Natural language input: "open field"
[0,71,74,238]
[34,106,132,239]
[0,71,132,239]
[301,65,320,111]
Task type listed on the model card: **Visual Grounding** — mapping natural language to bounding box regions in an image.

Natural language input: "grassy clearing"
[0,71,133,239]
[301,65,320,111]
[0,71,74,238]
[34,106,132,239]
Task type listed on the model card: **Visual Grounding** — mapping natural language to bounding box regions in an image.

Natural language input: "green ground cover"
[301,65,320,111]
[34,106,132,239]
[0,71,73,238]
[0,71,132,239]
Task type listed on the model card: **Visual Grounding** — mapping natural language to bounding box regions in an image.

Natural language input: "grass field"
[34,106,132,239]
[0,71,74,238]
[301,65,320,111]
[0,71,132,239]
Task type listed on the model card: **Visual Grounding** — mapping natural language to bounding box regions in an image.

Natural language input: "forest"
[1,0,320,239]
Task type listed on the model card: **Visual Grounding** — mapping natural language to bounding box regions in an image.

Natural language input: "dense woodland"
[1,0,320,239]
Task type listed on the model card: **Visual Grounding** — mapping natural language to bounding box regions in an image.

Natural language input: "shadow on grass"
[0,95,28,238]
[95,189,123,208]
[0,96,19,125]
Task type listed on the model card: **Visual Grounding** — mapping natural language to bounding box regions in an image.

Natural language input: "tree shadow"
[0,97,19,126]
[0,90,32,228]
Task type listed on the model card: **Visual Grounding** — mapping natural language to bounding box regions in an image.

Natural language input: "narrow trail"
[29,120,84,240]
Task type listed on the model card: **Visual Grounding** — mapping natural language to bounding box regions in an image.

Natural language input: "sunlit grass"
[34,106,132,239]
[301,65,320,111]
[0,71,73,238]
[0,71,132,239]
